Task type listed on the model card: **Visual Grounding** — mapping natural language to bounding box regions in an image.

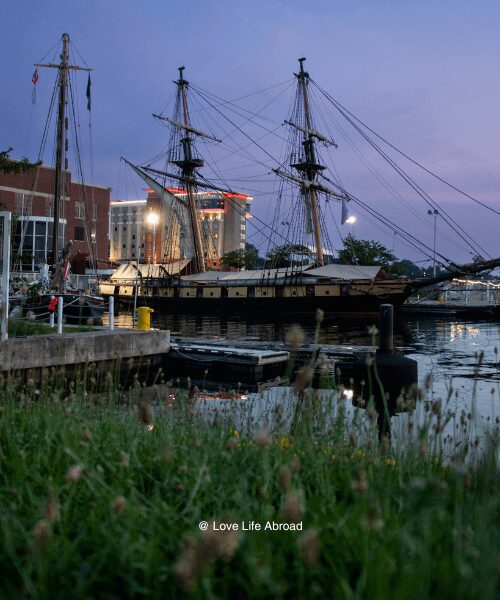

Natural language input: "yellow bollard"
[137,306,154,330]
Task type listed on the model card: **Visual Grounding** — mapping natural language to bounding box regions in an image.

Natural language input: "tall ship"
[6,34,105,324]
[102,59,499,316]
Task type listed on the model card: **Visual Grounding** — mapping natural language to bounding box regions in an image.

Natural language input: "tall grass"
[0,364,498,599]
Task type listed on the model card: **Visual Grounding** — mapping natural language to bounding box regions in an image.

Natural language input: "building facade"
[110,187,252,266]
[0,165,110,271]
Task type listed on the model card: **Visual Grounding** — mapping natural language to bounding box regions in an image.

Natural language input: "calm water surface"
[110,310,500,424]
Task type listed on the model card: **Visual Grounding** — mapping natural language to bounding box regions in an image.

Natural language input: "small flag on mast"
[31,68,38,105]
[86,74,91,111]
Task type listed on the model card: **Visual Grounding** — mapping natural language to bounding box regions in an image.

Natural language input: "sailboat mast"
[297,57,324,267]
[52,33,70,271]
[176,67,206,273]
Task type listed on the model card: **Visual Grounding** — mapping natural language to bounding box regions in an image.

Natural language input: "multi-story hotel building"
[110,187,252,266]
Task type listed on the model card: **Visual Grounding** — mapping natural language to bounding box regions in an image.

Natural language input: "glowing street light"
[146,211,159,265]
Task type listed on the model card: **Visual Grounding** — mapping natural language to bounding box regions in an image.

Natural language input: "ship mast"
[172,67,206,273]
[35,33,91,280]
[294,57,325,267]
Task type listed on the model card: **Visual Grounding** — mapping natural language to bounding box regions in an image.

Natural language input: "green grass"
[7,319,94,337]
[0,374,498,599]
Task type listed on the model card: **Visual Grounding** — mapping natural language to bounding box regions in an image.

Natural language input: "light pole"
[146,211,159,265]
[427,209,438,277]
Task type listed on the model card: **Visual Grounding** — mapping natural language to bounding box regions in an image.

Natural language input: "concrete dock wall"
[0,330,170,372]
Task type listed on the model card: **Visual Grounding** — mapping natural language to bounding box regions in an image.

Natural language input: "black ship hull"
[112,289,411,317]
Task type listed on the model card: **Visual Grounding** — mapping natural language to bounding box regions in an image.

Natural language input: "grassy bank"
[0,376,498,599]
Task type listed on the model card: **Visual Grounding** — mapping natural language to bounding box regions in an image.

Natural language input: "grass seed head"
[111,496,127,514]
[298,529,320,567]
[31,519,52,553]
[65,464,83,483]
[283,490,304,522]
[255,426,271,449]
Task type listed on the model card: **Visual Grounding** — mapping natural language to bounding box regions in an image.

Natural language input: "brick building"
[0,165,110,272]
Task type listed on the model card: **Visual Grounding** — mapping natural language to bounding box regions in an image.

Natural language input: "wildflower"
[173,524,239,591]
[30,519,52,553]
[330,453,336,461]
[384,457,396,468]
[278,436,290,449]
[298,529,320,567]
[65,464,83,483]
[43,491,60,524]
[285,324,305,350]
[111,496,127,514]
[82,429,93,442]
[351,470,368,493]
[283,490,304,522]
[232,429,239,437]
[255,426,271,448]
[279,465,292,492]
[138,401,153,426]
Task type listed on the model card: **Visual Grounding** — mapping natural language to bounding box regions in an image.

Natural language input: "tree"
[265,244,312,268]
[0,148,41,174]
[338,235,396,270]
[221,249,257,270]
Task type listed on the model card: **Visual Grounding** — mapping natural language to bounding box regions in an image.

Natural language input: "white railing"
[0,211,12,341]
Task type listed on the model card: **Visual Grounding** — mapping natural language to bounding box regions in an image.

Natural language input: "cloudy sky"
[1,0,499,264]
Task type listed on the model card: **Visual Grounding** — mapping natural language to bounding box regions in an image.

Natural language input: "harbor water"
[108,309,500,429]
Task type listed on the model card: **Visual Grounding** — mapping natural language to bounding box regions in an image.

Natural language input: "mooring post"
[109,296,114,331]
[57,296,63,334]
[49,296,55,328]
[378,304,394,353]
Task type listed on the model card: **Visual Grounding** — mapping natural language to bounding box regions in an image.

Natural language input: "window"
[74,226,85,241]
[75,201,86,220]
[14,217,66,271]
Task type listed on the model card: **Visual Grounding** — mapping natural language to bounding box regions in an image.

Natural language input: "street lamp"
[146,211,159,265]
[427,209,439,277]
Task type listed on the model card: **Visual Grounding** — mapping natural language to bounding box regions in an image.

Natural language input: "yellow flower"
[278,436,290,449]
[232,429,239,437]
[385,457,396,468]
[331,454,336,461]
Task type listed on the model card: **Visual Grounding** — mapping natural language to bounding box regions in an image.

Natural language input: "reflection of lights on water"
[341,389,354,400]
[450,323,480,343]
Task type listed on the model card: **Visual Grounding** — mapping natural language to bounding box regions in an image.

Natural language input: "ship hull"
[105,281,411,317]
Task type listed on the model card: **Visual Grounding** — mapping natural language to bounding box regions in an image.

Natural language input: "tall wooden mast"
[172,66,206,273]
[35,33,91,275]
[293,57,325,267]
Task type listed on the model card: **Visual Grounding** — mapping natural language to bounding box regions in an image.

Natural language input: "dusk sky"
[1,0,499,265]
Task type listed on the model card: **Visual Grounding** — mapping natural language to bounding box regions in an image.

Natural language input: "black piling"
[352,304,418,440]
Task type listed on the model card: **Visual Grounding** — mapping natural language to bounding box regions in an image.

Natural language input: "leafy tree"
[221,249,257,270]
[0,148,41,174]
[338,235,396,270]
[390,259,424,278]
[265,244,312,268]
